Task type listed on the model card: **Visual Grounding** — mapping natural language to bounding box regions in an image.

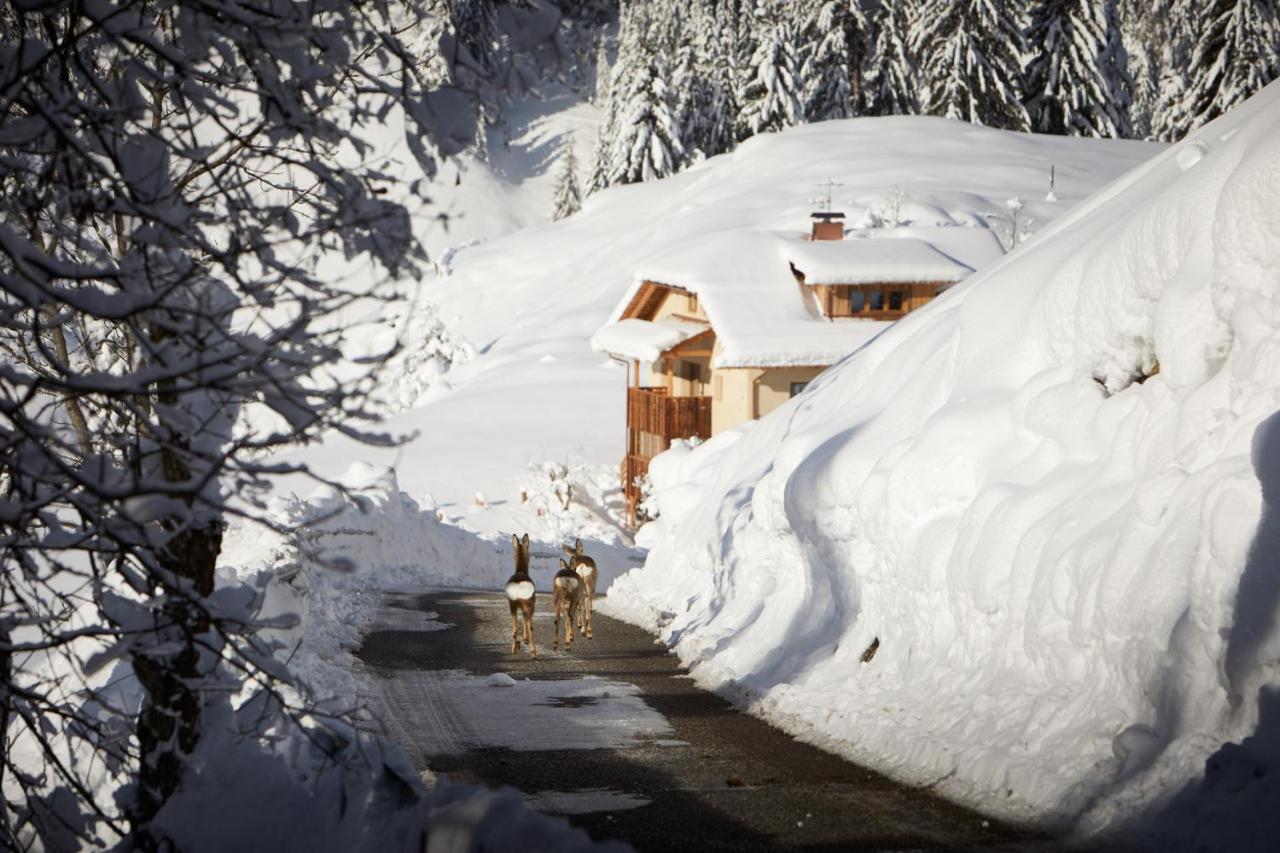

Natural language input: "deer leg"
[553,603,561,651]
[510,604,519,654]
[566,603,576,651]
[526,603,537,658]
[585,592,593,639]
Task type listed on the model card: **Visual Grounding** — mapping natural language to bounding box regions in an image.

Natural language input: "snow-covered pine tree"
[914,0,1031,130]
[1163,0,1280,138]
[736,1,807,137]
[606,38,686,183]
[591,1,652,192]
[673,2,709,159]
[798,1,870,121]
[1024,0,1133,137]
[552,135,584,219]
[700,0,743,156]
[865,0,922,115]
[1119,0,1182,138]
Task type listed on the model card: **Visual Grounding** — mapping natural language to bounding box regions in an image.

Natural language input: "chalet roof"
[594,223,1007,369]
[591,317,709,363]
[786,236,973,285]
[600,229,891,369]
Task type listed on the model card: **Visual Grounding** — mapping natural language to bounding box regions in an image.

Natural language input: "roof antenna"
[1045,164,1058,202]
[815,177,842,213]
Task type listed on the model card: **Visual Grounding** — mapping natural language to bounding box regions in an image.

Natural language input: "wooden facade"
[623,387,712,524]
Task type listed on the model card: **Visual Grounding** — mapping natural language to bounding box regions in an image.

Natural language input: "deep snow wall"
[603,83,1280,847]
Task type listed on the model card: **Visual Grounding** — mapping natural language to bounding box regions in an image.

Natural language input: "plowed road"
[357,591,1071,852]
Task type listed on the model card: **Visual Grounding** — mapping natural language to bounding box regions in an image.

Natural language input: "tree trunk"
[129,521,221,848]
[129,313,223,846]
[0,618,13,847]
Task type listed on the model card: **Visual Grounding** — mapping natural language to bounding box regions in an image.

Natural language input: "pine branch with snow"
[736,3,807,138]
[1024,0,1134,137]
[914,0,1031,131]
[865,0,923,116]
[798,1,869,122]
[1161,0,1280,139]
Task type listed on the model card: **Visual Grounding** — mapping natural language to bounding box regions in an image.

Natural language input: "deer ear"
[562,543,573,556]
[511,534,519,549]
[559,558,569,569]
[576,537,583,552]
[521,533,529,548]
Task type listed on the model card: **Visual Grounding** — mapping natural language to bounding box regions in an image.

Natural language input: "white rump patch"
[505,580,535,601]
[555,575,581,592]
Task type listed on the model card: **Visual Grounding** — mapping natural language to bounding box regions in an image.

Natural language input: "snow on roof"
[866,225,1008,272]
[599,229,892,368]
[786,236,974,285]
[590,317,708,362]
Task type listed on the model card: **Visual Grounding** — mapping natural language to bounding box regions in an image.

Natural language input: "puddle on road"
[371,604,454,633]
[525,788,652,815]
[377,669,676,757]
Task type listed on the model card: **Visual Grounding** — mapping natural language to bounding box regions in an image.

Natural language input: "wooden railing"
[622,387,711,525]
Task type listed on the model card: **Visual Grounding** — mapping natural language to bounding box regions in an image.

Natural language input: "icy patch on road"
[370,600,454,633]
[526,789,652,815]
[373,670,675,760]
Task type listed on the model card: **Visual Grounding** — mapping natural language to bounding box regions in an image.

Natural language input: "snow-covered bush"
[519,460,630,543]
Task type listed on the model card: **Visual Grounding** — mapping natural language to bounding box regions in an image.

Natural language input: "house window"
[826,285,914,318]
[679,360,706,395]
[789,381,809,398]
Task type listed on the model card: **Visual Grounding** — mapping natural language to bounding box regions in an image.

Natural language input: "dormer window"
[825,285,913,319]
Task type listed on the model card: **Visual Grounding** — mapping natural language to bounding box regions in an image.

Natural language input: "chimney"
[810,211,845,241]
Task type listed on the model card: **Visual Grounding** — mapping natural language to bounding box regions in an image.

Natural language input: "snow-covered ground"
[280,114,1159,549]
[601,83,1280,850]
[223,105,1170,847]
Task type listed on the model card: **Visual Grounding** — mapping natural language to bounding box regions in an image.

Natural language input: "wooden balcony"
[622,387,711,525]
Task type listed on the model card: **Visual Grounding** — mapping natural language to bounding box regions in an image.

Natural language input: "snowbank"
[221,462,641,704]
[153,724,624,853]
[602,83,1280,849]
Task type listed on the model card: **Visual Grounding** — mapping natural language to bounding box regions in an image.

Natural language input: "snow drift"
[603,83,1280,848]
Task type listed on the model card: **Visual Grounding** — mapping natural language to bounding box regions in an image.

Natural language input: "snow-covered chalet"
[592,212,1005,524]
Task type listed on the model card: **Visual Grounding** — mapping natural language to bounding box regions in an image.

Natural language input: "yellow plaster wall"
[756,366,825,418]
[711,367,761,433]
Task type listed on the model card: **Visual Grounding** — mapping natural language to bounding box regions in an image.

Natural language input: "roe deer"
[505,533,537,657]
[563,538,598,639]
[552,558,584,652]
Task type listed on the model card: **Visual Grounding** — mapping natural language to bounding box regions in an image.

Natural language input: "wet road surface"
[356,591,1079,852]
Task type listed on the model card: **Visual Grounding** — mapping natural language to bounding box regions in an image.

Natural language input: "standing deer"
[563,538,598,640]
[505,533,537,658]
[552,558,584,652]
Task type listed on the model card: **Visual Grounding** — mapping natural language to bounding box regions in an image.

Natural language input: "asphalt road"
[356,591,1074,853]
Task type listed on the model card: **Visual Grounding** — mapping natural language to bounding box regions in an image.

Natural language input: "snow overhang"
[590,317,711,363]
[787,237,974,285]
